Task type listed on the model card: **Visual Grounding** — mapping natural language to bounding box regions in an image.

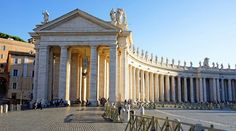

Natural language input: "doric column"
[228,79,232,101]
[136,69,140,101]
[89,45,98,106]
[149,72,154,102]
[78,55,83,101]
[65,48,71,104]
[216,78,221,102]
[171,76,176,102]
[132,67,136,101]
[199,78,203,102]
[154,74,159,102]
[129,66,132,99]
[58,46,68,102]
[33,46,39,100]
[190,77,194,103]
[221,79,225,102]
[109,44,118,102]
[212,78,217,102]
[160,74,165,102]
[165,75,170,102]
[203,78,207,102]
[145,71,150,102]
[177,76,181,102]
[121,46,129,100]
[140,70,145,102]
[37,46,49,104]
[196,78,199,102]
[183,77,187,102]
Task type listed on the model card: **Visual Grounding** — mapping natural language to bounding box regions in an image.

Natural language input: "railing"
[125,113,225,131]
[103,104,120,122]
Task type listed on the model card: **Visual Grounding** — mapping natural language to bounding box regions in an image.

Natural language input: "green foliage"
[0,32,26,42]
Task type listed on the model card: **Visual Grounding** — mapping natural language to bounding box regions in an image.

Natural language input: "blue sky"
[1,0,236,67]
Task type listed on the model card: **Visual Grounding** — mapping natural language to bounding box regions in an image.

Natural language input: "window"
[0,54,3,59]
[13,83,17,89]
[14,58,18,64]
[13,69,18,76]
[3,45,6,51]
[32,71,34,77]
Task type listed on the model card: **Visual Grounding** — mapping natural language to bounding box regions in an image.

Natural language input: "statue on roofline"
[42,10,49,24]
[110,8,128,30]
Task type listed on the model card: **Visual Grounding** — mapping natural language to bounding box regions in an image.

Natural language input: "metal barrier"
[125,112,225,131]
[103,104,120,122]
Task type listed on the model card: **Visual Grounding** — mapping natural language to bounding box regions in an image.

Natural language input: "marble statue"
[141,50,144,57]
[110,9,117,25]
[172,59,174,65]
[161,57,163,64]
[221,64,224,69]
[212,62,215,68]
[150,53,153,61]
[178,60,180,67]
[184,61,186,67]
[216,62,219,68]
[145,51,148,59]
[203,57,209,67]
[190,61,193,67]
[155,56,158,63]
[137,47,139,55]
[166,58,168,65]
[228,64,230,69]
[42,10,49,24]
[199,61,202,67]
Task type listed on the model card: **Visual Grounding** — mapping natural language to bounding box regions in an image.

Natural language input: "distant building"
[7,51,35,100]
[0,38,35,99]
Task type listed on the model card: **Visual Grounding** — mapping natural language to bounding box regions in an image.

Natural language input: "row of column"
[34,44,118,105]
[128,65,236,103]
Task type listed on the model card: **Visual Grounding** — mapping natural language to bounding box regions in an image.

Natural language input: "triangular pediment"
[34,9,120,32]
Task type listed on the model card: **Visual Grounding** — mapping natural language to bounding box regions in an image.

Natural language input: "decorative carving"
[42,10,49,24]
[110,9,117,25]
[203,57,209,67]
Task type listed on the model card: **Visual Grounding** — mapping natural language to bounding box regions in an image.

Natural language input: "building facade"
[30,9,236,105]
[0,38,35,98]
[7,51,35,100]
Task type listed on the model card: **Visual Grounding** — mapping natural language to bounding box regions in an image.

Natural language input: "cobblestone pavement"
[145,109,236,131]
[0,107,126,131]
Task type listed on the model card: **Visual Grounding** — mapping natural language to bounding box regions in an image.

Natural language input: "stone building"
[7,51,35,100]
[0,38,35,98]
[30,9,236,105]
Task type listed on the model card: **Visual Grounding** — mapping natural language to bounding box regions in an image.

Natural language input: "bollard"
[10,104,14,111]
[0,105,3,114]
[17,104,21,111]
[4,104,8,113]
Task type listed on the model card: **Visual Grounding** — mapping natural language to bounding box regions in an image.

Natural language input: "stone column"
[58,46,68,103]
[89,45,98,106]
[183,77,187,102]
[177,76,182,102]
[228,79,232,101]
[216,78,221,102]
[37,46,49,104]
[136,69,140,101]
[212,78,217,102]
[203,78,207,102]
[79,55,83,101]
[145,71,150,102]
[199,78,203,102]
[221,79,225,102]
[121,46,129,100]
[190,77,194,103]
[171,76,176,102]
[140,70,145,102]
[65,48,71,104]
[33,46,39,101]
[154,74,159,102]
[109,44,117,102]
[129,66,132,99]
[132,67,136,101]
[160,74,165,102]
[196,78,199,102]
[165,75,170,102]
[149,72,154,102]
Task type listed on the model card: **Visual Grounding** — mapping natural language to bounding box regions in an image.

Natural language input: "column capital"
[60,45,69,49]
[90,45,98,48]
[109,44,118,49]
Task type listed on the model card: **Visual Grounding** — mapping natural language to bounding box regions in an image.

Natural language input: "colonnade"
[128,65,236,103]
